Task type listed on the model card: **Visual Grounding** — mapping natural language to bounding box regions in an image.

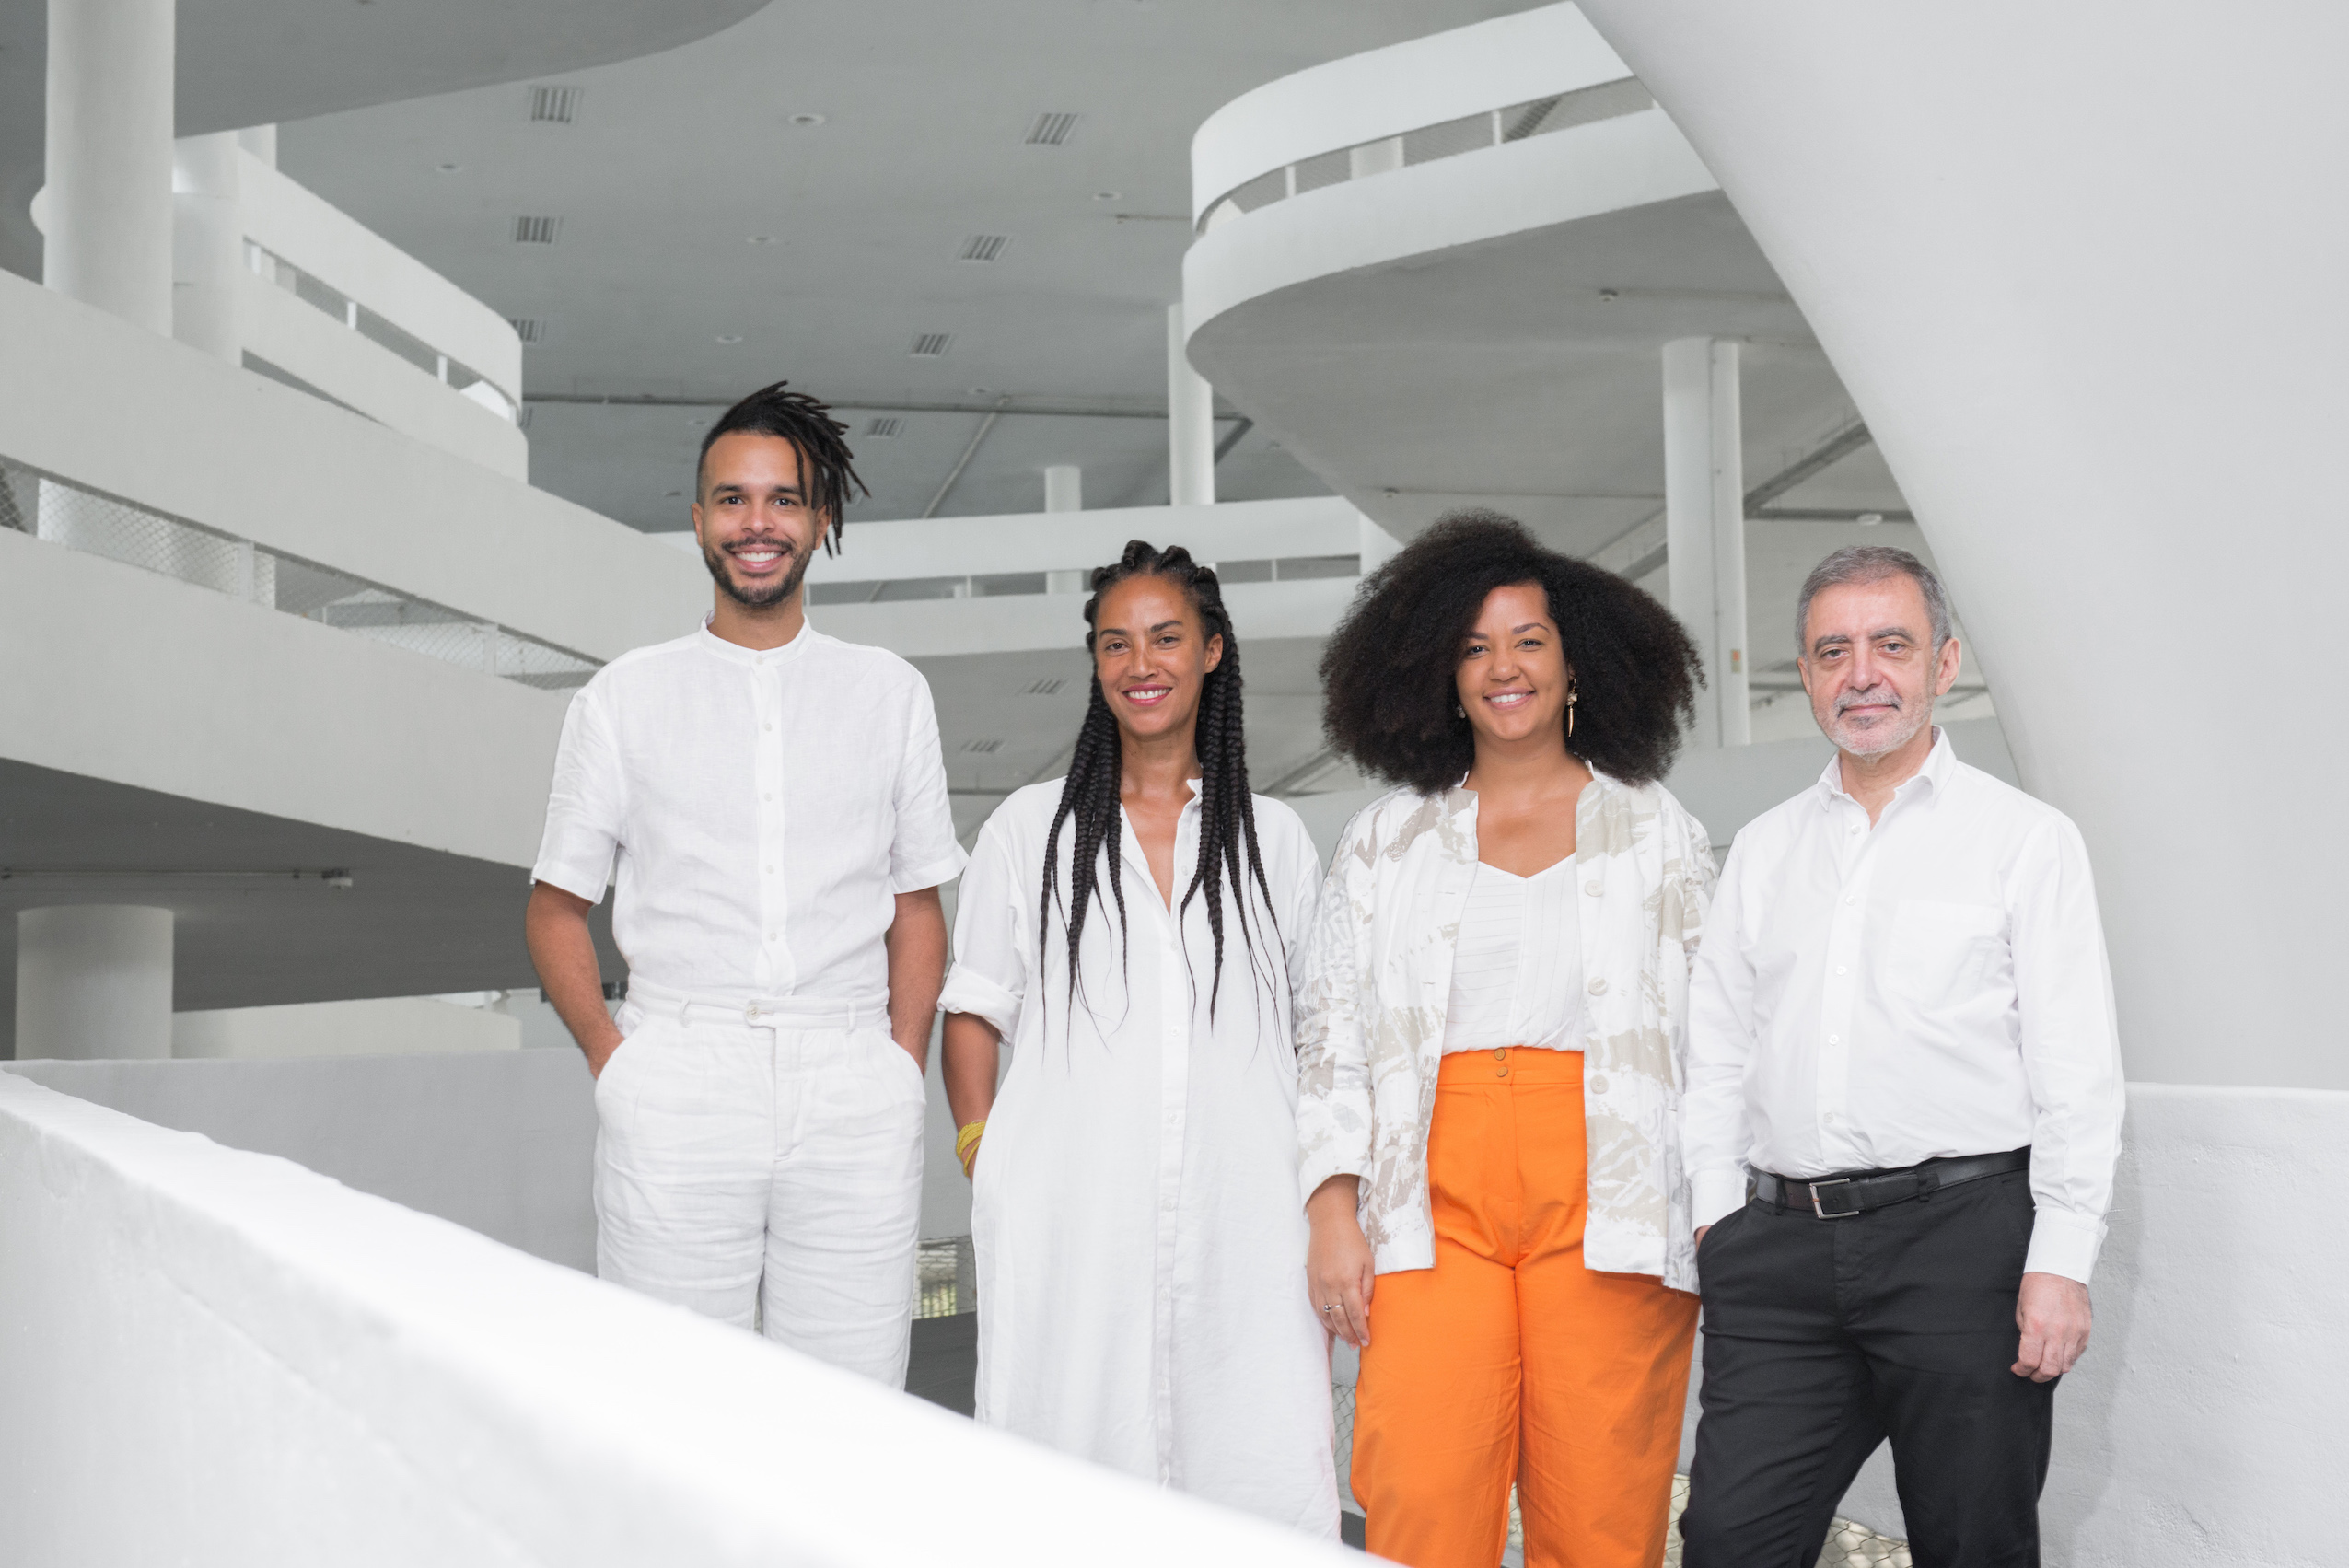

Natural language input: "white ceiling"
[277,0,1549,529]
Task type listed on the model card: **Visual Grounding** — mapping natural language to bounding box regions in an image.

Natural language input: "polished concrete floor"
[904,1313,977,1417]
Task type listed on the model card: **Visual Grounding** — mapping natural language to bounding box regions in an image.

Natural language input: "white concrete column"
[15,906,174,1060]
[236,124,278,168]
[1662,336,1749,747]
[172,133,244,364]
[1043,465,1083,513]
[1167,303,1216,507]
[43,0,177,333]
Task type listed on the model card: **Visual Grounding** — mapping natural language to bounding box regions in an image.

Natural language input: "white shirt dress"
[940,779,1340,1538]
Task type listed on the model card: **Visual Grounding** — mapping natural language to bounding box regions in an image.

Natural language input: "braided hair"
[696,380,870,554]
[1040,540,1282,1023]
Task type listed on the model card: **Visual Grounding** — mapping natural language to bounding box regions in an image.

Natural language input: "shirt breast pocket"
[1885,899,2005,1013]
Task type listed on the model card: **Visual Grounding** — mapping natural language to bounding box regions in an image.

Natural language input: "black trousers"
[1680,1167,2054,1568]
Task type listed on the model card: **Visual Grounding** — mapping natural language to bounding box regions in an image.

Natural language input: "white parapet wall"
[0,1071,1354,1567]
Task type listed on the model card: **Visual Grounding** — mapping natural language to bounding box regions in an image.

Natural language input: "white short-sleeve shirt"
[531,621,966,1007]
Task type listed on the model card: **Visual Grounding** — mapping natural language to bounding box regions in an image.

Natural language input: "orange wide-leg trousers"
[1353,1047,1698,1568]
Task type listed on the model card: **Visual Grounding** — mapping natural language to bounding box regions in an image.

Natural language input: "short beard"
[1821,683,1932,759]
[703,540,809,610]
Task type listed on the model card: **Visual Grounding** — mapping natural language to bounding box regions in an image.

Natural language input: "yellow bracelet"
[955,1120,986,1172]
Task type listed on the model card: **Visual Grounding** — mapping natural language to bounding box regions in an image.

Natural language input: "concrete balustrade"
[0,1070,1352,1567]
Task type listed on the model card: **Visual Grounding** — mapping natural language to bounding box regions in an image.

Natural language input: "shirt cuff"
[529,857,611,907]
[1297,1144,1372,1214]
[938,966,1020,1040]
[1691,1167,1749,1231]
[2023,1206,2107,1284]
[891,846,969,896]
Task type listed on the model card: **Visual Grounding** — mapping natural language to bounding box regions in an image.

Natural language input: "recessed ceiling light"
[715,333,744,343]
[865,416,904,438]
[787,112,827,127]
[436,162,462,173]
[957,233,1011,263]
[507,317,544,343]
[1026,111,1081,146]
[909,332,953,358]
[747,235,774,244]
[529,85,583,124]
[513,215,563,245]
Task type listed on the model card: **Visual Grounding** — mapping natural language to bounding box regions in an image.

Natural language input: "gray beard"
[1826,688,1932,758]
[704,540,808,610]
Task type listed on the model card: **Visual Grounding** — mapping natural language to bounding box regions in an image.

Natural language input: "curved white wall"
[1572,0,2349,1095]
[0,1071,1354,1566]
[1190,4,1632,221]
[1184,106,1715,343]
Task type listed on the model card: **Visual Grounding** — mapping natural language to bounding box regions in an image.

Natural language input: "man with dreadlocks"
[525,381,962,1388]
[937,542,1338,1535]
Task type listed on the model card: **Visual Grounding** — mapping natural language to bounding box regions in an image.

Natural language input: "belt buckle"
[1808,1177,1860,1219]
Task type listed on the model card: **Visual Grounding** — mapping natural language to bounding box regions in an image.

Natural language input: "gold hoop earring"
[1566,680,1579,738]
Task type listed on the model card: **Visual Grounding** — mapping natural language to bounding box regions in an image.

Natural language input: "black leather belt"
[1751,1147,2030,1219]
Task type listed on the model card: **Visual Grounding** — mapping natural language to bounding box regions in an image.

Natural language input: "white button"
[765,931,777,942]
[1835,965,1848,975]
[1824,1110,1840,1124]
[1827,1034,1841,1044]
[1585,881,1603,898]
[763,793,773,802]
[764,722,773,732]
[766,865,775,874]
[1843,896,1855,906]
[1587,977,1607,995]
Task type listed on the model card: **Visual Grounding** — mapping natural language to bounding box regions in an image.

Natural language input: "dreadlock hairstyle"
[696,380,870,554]
[1040,540,1282,1024]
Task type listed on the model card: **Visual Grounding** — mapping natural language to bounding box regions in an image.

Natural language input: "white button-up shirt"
[531,622,964,1008]
[1685,730,2124,1283]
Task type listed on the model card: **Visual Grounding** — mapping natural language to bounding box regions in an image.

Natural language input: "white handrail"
[1191,4,1633,226]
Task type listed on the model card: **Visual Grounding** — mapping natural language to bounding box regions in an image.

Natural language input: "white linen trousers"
[593,983,926,1386]
[942,781,1339,1537]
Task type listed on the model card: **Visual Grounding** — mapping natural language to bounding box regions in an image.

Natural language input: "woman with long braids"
[939,541,1337,1535]
[1297,511,1714,1568]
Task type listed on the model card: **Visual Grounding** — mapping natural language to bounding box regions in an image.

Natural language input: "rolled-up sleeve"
[2011,815,2126,1283]
[531,683,624,905]
[1684,834,1758,1231]
[890,670,967,894]
[1294,810,1375,1209]
[938,813,1024,1040]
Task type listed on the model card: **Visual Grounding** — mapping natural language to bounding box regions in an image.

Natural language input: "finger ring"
[1322,1304,1341,1312]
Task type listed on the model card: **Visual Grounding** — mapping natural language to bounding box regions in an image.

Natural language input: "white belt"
[624,979,876,1033]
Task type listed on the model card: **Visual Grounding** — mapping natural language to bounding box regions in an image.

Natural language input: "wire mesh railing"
[915,1235,978,1319]
[808,552,1360,608]
[1197,75,1657,234]
[1,459,599,691]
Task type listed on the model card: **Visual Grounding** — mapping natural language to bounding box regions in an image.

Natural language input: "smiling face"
[1091,574,1223,749]
[692,431,830,610]
[1455,581,1573,749]
[1797,573,1963,758]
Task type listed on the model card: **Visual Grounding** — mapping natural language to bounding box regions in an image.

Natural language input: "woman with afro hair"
[1295,510,1715,1568]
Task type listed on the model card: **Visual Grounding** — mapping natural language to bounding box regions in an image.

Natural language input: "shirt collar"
[1813,725,1957,808]
[696,614,818,668]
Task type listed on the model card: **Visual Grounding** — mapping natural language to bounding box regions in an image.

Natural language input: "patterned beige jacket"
[1295,772,1716,1292]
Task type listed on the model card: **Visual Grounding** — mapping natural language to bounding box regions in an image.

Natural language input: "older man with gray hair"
[1677,545,2124,1567]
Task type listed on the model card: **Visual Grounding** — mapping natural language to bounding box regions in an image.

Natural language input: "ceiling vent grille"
[909,332,953,358]
[513,215,564,245]
[1025,111,1082,146]
[957,233,1011,263]
[507,317,544,343]
[960,738,1006,755]
[864,416,903,438]
[529,86,583,123]
[1022,678,1067,696]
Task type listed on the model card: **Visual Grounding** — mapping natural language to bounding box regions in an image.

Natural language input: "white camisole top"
[1442,857,1586,1053]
